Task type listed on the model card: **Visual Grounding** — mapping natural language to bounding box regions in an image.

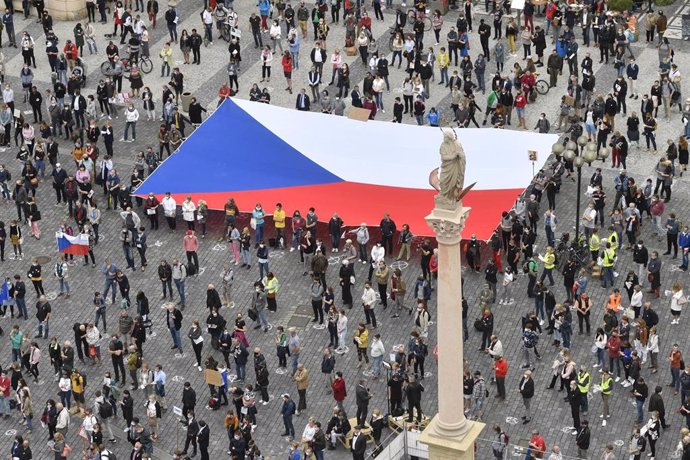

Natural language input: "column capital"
[425,204,471,245]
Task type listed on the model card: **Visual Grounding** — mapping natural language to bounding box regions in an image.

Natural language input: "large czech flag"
[136,99,557,240]
[56,232,90,256]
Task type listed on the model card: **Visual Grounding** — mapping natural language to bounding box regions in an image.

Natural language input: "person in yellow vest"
[589,228,600,262]
[601,241,616,288]
[576,365,591,416]
[273,203,286,249]
[600,368,612,426]
[607,225,620,251]
[606,288,622,318]
[538,246,556,286]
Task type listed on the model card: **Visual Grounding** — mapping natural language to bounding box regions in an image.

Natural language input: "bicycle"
[535,78,550,95]
[100,55,153,76]
[221,19,241,42]
[407,9,431,31]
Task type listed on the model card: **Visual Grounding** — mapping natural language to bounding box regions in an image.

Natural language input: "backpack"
[135,353,143,369]
[99,400,113,419]
[524,331,538,348]
[102,449,118,460]
[186,263,197,276]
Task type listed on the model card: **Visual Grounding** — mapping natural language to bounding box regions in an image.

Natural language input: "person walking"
[519,369,534,424]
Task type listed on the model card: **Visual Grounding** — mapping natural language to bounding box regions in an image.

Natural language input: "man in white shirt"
[162,192,177,230]
[122,104,140,142]
[202,7,214,44]
[361,281,378,328]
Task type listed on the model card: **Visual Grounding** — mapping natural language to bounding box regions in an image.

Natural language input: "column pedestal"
[419,418,485,460]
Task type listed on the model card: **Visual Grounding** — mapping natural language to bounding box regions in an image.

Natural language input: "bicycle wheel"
[221,26,231,42]
[535,79,550,95]
[100,61,111,76]
[423,17,432,31]
[139,57,153,74]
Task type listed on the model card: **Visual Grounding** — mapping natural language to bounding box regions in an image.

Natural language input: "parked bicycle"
[100,55,153,76]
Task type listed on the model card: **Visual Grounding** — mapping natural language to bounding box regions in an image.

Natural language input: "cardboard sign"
[348,107,372,122]
[173,406,183,417]
[204,369,222,387]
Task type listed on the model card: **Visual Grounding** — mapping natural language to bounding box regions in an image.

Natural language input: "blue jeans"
[11,348,20,363]
[123,244,135,268]
[372,355,383,377]
[204,23,213,42]
[241,248,251,265]
[255,223,264,245]
[34,159,45,177]
[259,262,269,280]
[596,348,605,367]
[0,396,9,415]
[58,278,70,294]
[602,267,615,288]
[292,229,302,250]
[440,67,448,84]
[291,51,299,70]
[540,268,554,285]
[124,121,136,140]
[103,278,117,303]
[38,320,49,338]
[283,415,295,436]
[60,390,71,409]
[375,92,384,110]
[636,398,644,423]
[683,250,689,269]
[236,363,246,382]
[415,114,424,125]
[535,296,544,320]
[15,297,29,319]
[256,308,269,329]
[672,367,681,390]
[169,327,182,352]
[174,279,186,306]
[609,356,621,377]
[291,352,300,375]
[545,225,555,246]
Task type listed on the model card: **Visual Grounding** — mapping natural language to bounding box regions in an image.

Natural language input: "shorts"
[284,71,292,79]
[73,392,85,404]
[671,309,681,317]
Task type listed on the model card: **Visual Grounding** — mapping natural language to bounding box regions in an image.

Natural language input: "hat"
[186,230,193,235]
[281,393,290,398]
[55,162,61,168]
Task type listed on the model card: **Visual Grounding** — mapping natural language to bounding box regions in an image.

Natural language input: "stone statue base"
[13,0,86,20]
[419,417,485,460]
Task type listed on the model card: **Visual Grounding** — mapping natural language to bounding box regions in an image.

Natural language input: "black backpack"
[99,400,113,419]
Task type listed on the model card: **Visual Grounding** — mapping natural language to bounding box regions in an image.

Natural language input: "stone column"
[419,200,484,460]
[45,0,86,20]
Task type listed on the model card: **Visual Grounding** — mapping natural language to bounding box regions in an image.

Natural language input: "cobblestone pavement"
[1,0,690,458]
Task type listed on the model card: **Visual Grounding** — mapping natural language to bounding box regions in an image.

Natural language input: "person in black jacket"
[575,420,590,457]
[228,427,245,459]
[188,97,207,125]
[181,381,196,422]
[355,379,371,427]
[405,374,424,422]
[181,410,199,456]
[518,369,534,424]
[350,425,367,460]
[197,420,210,460]
[295,89,311,111]
[165,303,183,354]
[379,214,397,255]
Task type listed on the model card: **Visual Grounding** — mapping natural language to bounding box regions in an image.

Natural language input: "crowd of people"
[0,0,688,457]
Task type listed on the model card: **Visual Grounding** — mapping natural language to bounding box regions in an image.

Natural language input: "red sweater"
[494,358,508,378]
[332,378,347,402]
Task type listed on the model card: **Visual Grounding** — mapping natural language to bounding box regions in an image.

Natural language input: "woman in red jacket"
[331,371,347,415]
[281,51,293,94]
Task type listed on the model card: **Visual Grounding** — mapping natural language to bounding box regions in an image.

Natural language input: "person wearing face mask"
[374,261,390,309]
[122,104,139,142]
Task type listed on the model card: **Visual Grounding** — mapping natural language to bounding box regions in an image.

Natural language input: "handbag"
[30,178,38,186]
[250,217,257,230]
[647,273,654,282]
[247,307,257,321]
[31,211,41,221]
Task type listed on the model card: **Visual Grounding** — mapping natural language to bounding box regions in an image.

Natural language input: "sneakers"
[614,376,621,382]
[602,419,607,427]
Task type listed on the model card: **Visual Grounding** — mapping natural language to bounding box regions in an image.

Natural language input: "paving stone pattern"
[0,0,690,458]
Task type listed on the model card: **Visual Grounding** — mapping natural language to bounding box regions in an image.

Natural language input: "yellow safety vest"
[601,374,612,395]
[577,372,591,393]
[608,231,618,247]
[602,248,616,267]
[589,234,600,252]
[544,252,555,270]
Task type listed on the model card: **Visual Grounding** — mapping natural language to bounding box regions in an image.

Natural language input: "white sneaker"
[539,319,544,326]
[197,366,202,371]
[498,299,504,305]
[602,419,607,426]
[289,248,295,252]
[334,249,339,252]
[593,364,600,368]
[615,376,621,382]
[599,414,604,418]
